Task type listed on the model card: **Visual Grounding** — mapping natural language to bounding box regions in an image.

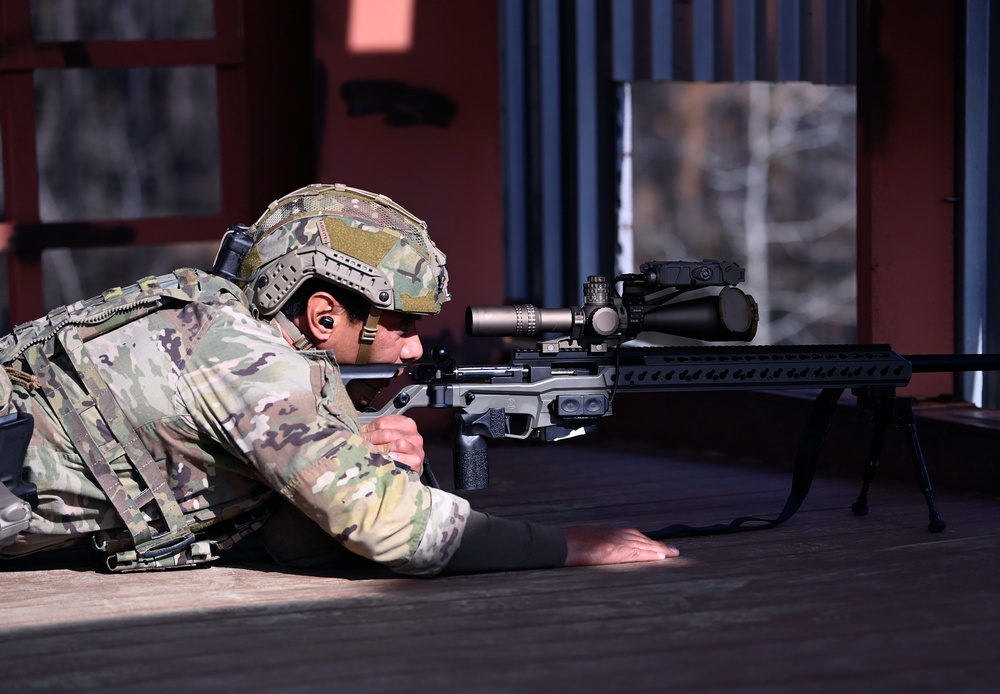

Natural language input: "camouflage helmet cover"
[238,183,450,318]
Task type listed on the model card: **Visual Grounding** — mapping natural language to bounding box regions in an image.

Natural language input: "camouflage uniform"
[0,268,469,575]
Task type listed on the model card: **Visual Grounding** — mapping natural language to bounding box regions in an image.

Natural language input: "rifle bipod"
[645,386,945,540]
[851,389,946,533]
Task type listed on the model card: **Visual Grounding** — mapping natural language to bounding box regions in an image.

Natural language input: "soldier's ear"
[302,291,340,340]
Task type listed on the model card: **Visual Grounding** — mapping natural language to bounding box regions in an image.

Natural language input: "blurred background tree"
[629,81,857,345]
[1,0,220,316]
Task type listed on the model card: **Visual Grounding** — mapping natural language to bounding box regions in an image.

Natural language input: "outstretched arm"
[361,417,682,571]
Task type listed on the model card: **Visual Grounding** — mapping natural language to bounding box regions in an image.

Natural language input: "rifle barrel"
[906,354,1000,372]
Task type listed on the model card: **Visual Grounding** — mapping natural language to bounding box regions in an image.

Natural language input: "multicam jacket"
[0,268,469,574]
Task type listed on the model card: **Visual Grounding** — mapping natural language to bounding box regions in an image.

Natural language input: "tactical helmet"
[238,183,450,320]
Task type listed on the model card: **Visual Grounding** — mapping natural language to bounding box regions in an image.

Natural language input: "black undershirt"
[443,510,568,574]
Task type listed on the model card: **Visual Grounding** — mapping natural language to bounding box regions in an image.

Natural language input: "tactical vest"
[0,269,274,571]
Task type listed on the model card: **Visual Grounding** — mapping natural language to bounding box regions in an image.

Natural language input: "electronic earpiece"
[319,316,334,329]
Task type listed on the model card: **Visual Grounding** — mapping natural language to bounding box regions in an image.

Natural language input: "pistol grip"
[452,436,489,490]
[452,409,506,490]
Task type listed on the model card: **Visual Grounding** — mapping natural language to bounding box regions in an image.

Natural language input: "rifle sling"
[645,387,844,540]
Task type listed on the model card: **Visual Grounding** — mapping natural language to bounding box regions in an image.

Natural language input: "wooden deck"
[3,434,1000,693]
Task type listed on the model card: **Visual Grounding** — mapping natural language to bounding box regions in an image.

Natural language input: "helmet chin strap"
[353,307,382,365]
[276,306,386,409]
[348,307,384,409]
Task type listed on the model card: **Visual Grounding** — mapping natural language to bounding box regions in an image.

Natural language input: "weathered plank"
[2,439,998,693]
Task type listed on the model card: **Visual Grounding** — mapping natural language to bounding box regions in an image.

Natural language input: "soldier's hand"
[361,415,425,475]
[562,526,679,566]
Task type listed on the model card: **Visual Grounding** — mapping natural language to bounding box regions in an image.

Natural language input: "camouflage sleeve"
[177,305,470,575]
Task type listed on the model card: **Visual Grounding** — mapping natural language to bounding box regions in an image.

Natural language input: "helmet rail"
[244,246,394,319]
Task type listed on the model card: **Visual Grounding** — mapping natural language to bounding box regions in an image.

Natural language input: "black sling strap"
[645,387,845,540]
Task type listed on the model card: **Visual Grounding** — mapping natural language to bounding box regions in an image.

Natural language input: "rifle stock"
[350,344,994,481]
[346,343,1000,535]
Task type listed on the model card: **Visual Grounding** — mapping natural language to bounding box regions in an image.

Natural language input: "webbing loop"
[10,271,207,558]
[645,387,844,539]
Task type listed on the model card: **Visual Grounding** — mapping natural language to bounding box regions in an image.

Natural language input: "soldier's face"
[365,311,424,365]
[330,310,424,366]
[320,309,423,408]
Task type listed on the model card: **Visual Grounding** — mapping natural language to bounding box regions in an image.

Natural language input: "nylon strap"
[272,312,313,351]
[15,272,208,557]
[27,323,194,555]
[27,345,155,546]
[354,307,382,364]
[645,387,845,540]
[66,324,191,548]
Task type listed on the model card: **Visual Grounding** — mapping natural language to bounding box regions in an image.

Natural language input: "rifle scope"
[467,262,759,345]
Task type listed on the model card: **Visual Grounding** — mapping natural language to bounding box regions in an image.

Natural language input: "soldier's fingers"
[563,526,680,566]
[362,414,417,434]
[617,528,680,556]
[363,427,422,450]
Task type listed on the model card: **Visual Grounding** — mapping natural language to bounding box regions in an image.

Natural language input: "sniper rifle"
[346,260,1000,538]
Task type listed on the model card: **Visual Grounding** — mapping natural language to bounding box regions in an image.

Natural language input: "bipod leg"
[851,397,894,517]
[894,398,947,533]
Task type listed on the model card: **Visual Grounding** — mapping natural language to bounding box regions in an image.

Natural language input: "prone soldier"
[0,183,677,575]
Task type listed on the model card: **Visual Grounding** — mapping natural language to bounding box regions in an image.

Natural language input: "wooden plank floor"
[3,435,1000,693]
